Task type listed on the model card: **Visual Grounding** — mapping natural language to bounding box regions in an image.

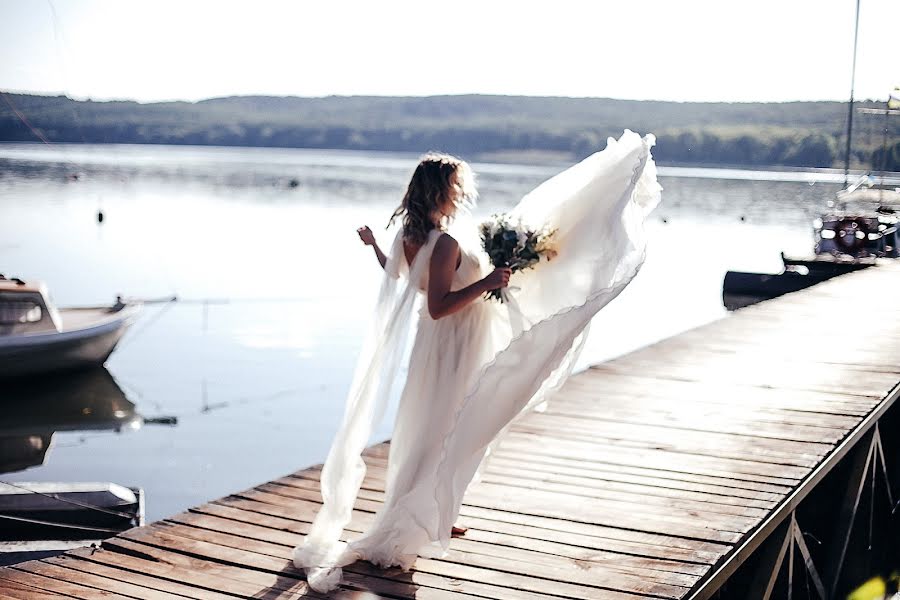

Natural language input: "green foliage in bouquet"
[480,214,558,302]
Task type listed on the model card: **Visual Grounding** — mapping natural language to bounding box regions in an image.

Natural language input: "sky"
[0,0,897,104]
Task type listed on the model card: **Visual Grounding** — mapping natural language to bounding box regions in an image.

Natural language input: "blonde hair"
[388,152,477,245]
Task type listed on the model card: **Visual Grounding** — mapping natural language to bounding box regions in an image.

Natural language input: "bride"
[292,130,661,592]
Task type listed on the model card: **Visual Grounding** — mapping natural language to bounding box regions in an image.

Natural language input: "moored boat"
[0,482,143,566]
[0,276,140,378]
[722,179,898,310]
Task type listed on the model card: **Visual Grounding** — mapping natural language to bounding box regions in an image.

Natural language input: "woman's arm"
[428,234,510,320]
[357,226,387,269]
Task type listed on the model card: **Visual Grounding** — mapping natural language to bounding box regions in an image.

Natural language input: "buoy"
[97,210,104,223]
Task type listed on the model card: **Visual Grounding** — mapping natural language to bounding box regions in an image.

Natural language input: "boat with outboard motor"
[723,177,899,310]
[0,276,140,378]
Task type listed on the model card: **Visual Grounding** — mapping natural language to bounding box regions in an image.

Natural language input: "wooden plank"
[510,412,836,460]
[566,372,878,416]
[262,479,751,542]
[185,506,707,584]
[299,457,776,514]
[116,524,638,600]
[0,579,72,600]
[102,529,488,600]
[552,385,864,430]
[607,352,900,389]
[497,433,806,484]
[649,337,900,372]
[13,561,183,600]
[189,502,713,578]
[76,541,317,600]
[625,341,900,375]
[148,519,683,600]
[210,497,729,565]
[486,452,793,496]
[48,550,234,600]
[0,568,132,599]
[483,456,785,503]
[167,510,702,590]
[479,470,775,514]
[235,486,734,559]
[590,360,896,398]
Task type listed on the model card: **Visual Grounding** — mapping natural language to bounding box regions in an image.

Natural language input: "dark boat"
[723,179,899,311]
[0,368,145,565]
[722,0,899,311]
[0,481,143,540]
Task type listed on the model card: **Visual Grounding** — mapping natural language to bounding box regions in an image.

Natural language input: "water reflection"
[0,368,143,474]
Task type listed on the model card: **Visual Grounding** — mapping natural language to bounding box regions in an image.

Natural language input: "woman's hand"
[358,226,387,269]
[357,226,376,246]
[482,267,512,291]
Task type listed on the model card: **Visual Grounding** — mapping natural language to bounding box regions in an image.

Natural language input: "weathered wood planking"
[3,262,899,599]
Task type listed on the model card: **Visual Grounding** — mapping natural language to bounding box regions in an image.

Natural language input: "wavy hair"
[388,152,477,245]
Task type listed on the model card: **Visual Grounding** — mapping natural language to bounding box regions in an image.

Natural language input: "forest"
[1,92,897,169]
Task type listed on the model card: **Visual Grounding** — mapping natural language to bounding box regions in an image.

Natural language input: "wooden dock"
[2,263,899,599]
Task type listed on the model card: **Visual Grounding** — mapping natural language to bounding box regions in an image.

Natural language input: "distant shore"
[1,92,896,170]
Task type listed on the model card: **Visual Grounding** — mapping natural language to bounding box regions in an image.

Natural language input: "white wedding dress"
[292,130,662,592]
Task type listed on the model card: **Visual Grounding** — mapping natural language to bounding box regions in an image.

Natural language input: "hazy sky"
[0,0,897,104]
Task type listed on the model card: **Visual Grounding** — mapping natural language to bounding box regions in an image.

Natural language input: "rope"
[0,481,138,520]
[126,294,315,306]
[116,294,318,349]
[46,0,87,146]
[0,93,55,146]
[0,90,86,178]
[115,297,177,350]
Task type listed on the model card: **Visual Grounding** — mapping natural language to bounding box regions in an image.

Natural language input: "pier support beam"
[748,513,825,600]
[825,424,894,598]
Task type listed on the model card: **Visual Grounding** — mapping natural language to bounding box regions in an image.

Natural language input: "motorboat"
[722,3,899,311]
[723,178,899,310]
[0,276,140,378]
[809,179,900,259]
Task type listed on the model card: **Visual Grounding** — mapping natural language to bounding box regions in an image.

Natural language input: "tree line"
[1,92,896,169]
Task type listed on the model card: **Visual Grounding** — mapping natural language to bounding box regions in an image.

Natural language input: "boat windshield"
[0,301,42,325]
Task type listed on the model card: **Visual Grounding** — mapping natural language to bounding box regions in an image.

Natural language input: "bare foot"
[451,525,468,537]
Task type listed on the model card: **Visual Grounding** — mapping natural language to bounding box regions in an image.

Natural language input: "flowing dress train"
[292,130,662,592]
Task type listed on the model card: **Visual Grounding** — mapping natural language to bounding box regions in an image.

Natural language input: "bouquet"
[480,214,558,302]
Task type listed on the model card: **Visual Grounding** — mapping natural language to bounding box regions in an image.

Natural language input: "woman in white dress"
[293,130,662,593]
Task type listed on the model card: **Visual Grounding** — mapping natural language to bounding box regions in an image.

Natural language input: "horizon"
[1,0,897,105]
[1,89,891,107]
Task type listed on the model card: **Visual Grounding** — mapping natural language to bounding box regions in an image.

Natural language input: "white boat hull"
[0,305,139,378]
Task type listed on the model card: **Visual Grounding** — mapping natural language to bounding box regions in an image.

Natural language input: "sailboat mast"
[843,0,861,186]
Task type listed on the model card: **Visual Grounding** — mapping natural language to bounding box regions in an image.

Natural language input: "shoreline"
[1,141,896,180]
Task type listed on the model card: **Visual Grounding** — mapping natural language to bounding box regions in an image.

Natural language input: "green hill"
[1,92,896,168]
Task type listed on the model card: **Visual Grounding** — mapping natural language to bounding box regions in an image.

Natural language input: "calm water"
[0,143,843,522]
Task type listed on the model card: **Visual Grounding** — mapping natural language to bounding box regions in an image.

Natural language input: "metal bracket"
[825,424,895,598]
[749,513,826,599]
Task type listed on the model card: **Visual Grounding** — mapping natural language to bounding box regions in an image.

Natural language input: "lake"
[0,142,844,522]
